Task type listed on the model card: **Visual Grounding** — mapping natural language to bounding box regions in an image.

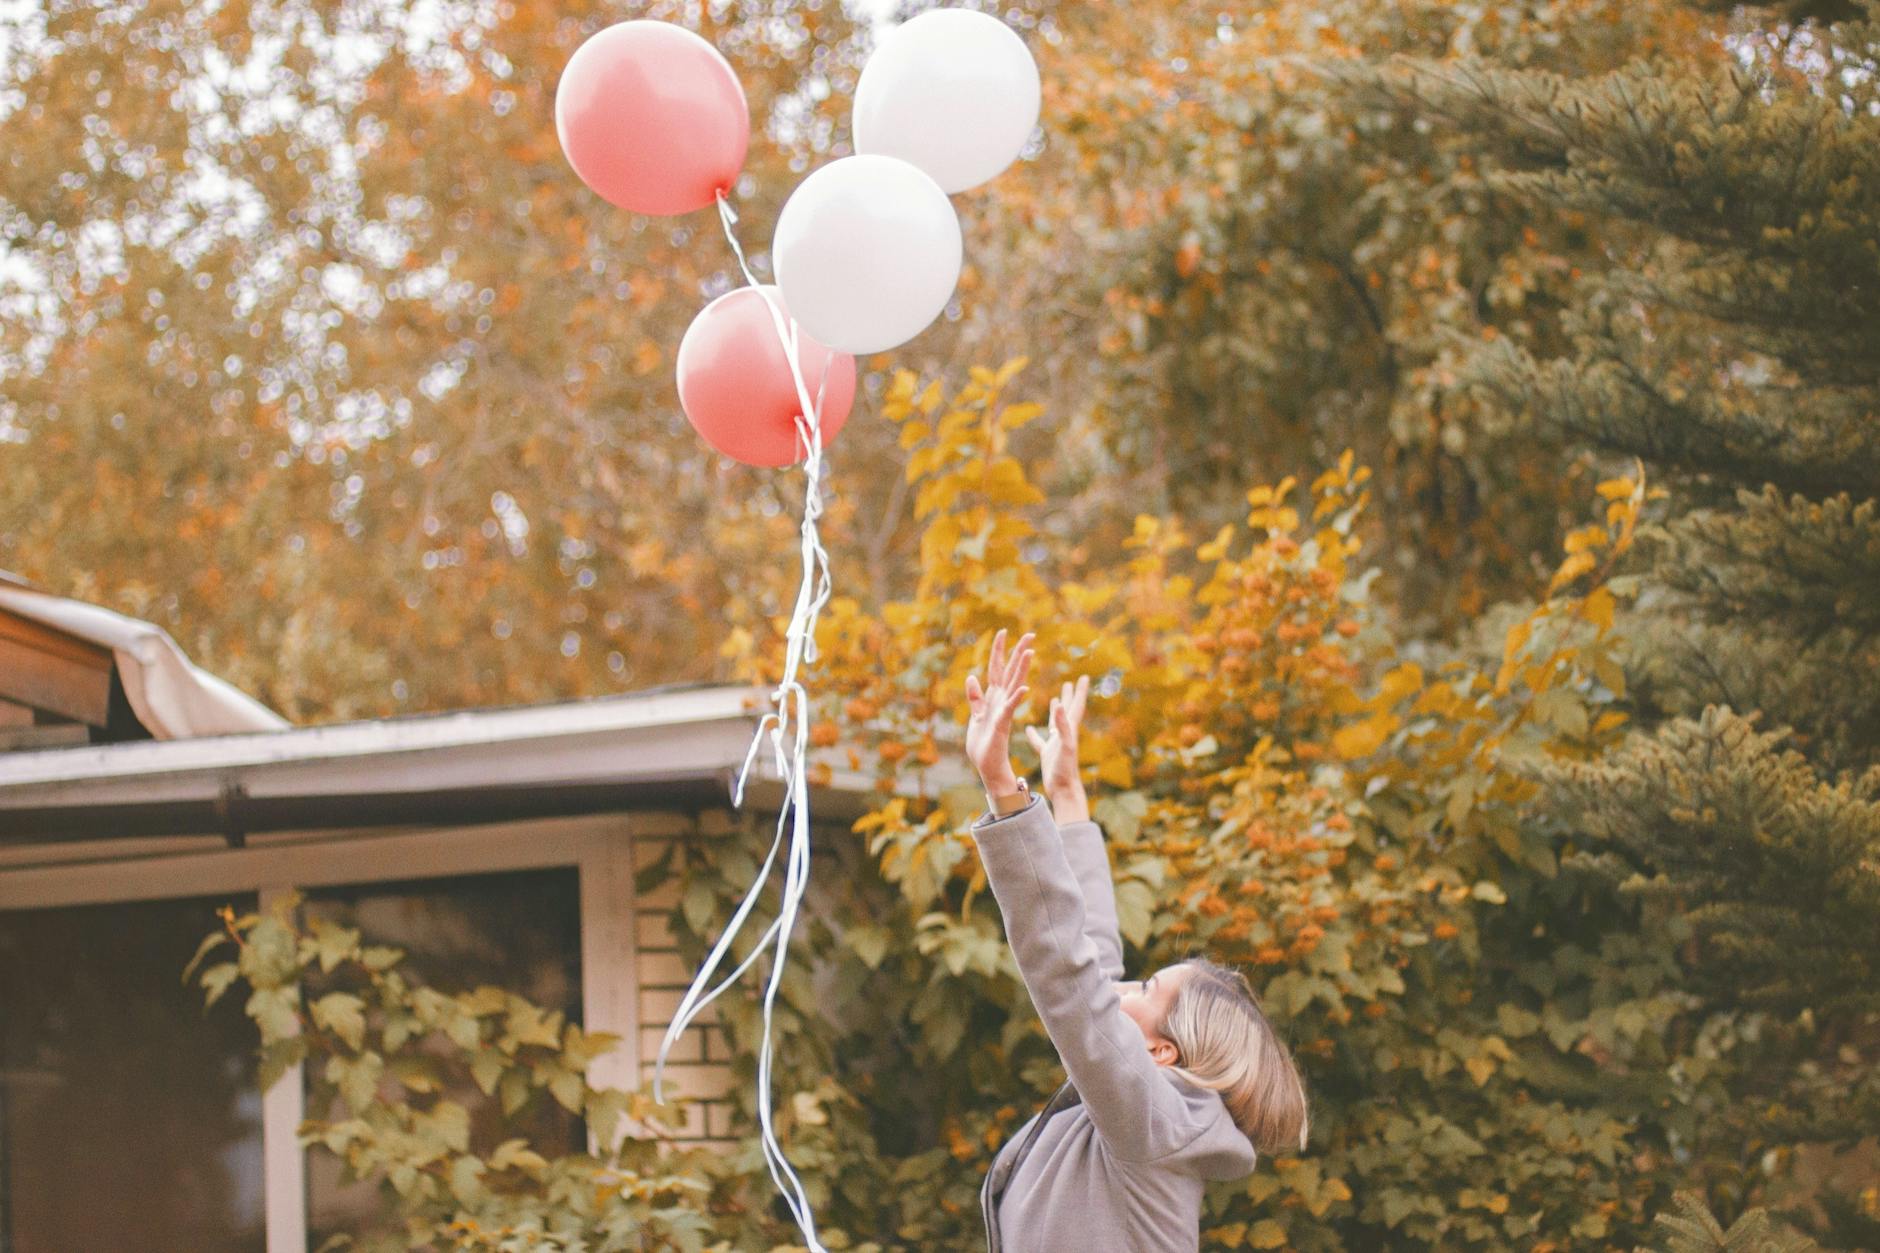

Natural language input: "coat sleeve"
[1057,817,1125,982]
[972,795,1206,1163]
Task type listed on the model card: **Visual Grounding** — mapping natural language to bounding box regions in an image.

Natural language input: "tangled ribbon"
[650,189,835,1253]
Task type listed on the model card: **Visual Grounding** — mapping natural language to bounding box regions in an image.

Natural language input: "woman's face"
[1118,962,1193,1064]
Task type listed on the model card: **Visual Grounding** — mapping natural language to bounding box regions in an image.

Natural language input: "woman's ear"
[1149,1037,1179,1067]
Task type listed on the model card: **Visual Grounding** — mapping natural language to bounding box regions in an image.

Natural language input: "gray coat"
[970,794,1258,1252]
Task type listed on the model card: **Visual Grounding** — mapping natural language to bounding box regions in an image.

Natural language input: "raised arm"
[1058,817,1124,981]
[972,795,1204,1162]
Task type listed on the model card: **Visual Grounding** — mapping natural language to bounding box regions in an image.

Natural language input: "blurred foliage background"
[8,0,1877,1246]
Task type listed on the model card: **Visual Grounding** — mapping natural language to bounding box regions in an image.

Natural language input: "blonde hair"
[1156,956,1310,1155]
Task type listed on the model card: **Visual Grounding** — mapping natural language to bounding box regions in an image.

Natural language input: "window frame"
[0,811,653,1253]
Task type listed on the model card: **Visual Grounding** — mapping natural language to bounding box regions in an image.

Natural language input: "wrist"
[984,775,1031,816]
[978,766,1020,795]
[1049,792,1091,824]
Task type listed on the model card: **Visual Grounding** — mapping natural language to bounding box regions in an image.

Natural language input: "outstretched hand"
[1025,673,1089,797]
[964,628,1033,791]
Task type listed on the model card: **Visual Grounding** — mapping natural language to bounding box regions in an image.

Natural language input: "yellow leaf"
[1562,524,1608,555]
[1580,586,1616,632]
[1502,618,1533,666]
[1595,476,1636,500]
[1464,1053,1496,1085]
[1000,401,1044,429]
[1332,712,1397,760]
[1547,550,1597,595]
[1096,750,1134,789]
[1196,524,1235,562]
[1377,662,1424,707]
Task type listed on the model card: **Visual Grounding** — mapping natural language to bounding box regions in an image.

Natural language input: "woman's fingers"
[988,628,1007,687]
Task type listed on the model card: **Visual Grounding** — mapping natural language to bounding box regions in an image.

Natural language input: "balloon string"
[649,189,836,1253]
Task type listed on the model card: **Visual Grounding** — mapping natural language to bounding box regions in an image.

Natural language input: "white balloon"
[773,155,962,357]
[853,8,1041,195]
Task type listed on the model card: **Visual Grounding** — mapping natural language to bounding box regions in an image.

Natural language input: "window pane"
[0,894,266,1253]
[300,867,582,1248]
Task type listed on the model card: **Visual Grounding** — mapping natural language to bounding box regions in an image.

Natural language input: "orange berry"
[877,740,909,763]
[810,721,839,747]
[1433,922,1460,940]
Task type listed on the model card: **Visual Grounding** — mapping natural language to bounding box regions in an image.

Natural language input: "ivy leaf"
[681,880,718,935]
[470,1048,505,1097]
[312,992,367,1051]
[200,962,241,1009]
[313,923,361,973]
[182,929,230,983]
[844,923,892,970]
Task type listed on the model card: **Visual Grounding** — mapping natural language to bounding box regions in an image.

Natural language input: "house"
[0,577,933,1252]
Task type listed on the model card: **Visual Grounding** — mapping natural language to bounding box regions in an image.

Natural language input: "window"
[0,894,266,1252]
[298,868,584,1249]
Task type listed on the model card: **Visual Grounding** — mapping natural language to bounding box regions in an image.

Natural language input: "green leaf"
[1114,879,1155,948]
[245,985,301,1039]
[490,1137,547,1175]
[312,992,367,1051]
[448,1155,487,1207]
[547,1064,586,1114]
[257,1036,308,1092]
[326,1052,383,1113]
[1248,1218,1289,1249]
[499,1067,531,1117]
[682,880,718,935]
[843,923,892,970]
[182,929,231,983]
[241,915,301,988]
[359,945,403,972]
[426,1099,471,1153]
[1471,880,1508,904]
[313,922,361,973]
[470,1047,505,1097]
[389,1055,440,1094]
[200,961,241,1008]
[1093,791,1148,843]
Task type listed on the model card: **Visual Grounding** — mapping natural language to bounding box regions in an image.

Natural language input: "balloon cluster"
[553,14,1039,1251]
[555,10,1040,465]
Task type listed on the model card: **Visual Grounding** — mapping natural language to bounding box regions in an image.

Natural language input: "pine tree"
[1339,2,1880,1241]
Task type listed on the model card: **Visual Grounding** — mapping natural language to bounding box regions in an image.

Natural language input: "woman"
[963,628,1311,1253]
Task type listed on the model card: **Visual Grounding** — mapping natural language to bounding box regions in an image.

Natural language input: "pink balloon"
[677,286,857,468]
[555,21,749,216]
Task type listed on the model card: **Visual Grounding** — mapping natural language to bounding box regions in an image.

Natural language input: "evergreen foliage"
[1343,2,1880,1241]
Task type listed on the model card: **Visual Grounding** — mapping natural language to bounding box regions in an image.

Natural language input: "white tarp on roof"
[0,578,288,739]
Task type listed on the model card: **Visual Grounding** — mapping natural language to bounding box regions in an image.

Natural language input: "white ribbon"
[650,190,836,1253]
